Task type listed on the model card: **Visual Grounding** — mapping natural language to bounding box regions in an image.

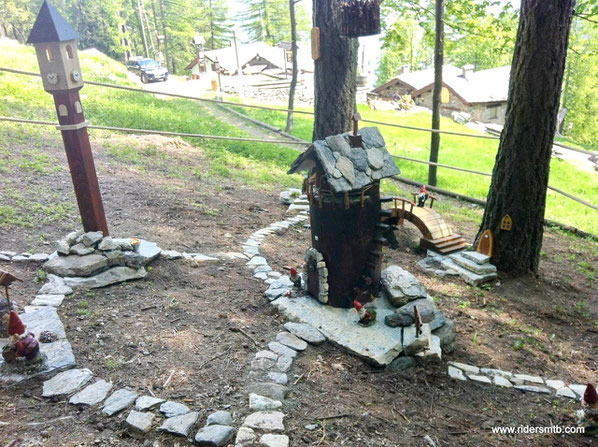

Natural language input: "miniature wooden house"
[288,127,400,308]
[27,0,83,93]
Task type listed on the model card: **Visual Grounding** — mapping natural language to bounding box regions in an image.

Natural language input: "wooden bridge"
[380,197,468,254]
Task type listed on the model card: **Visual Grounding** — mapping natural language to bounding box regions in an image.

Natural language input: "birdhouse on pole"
[27,1,109,236]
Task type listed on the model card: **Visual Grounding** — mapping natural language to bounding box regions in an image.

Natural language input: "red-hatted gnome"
[417,185,429,207]
[2,311,40,363]
[290,267,302,288]
[578,383,598,435]
[353,300,377,327]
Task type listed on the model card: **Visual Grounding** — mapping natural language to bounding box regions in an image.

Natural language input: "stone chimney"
[462,64,474,80]
[397,64,410,76]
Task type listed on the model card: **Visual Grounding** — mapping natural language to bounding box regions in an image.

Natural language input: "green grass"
[227,100,598,235]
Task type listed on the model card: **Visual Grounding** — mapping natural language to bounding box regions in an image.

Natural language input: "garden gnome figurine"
[578,383,598,435]
[417,185,429,207]
[353,300,377,327]
[2,311,40,363]
[290,267,302,288]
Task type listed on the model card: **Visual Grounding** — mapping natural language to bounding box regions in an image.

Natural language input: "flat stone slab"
[0,307,75,384]
[44,253,108,277]
[38,274,73,296]
[113,239,161,266]
[245,383,288,401]
[243,411,285,431]
[160,401,190,417]
[236,427,257,445]
[102,388,138,416]
[449,253,497,275]
[249,393,282,411]
[135,395,165,411]
[206,410,233,426]
[440,258,497,286]
[283,322,326,345]
[195,424,235,446]
[69,379,112,405]
[126,409,155,433]
[268,341,297,358]
[260,434,290,447]
[461,251,490,265]
[276,332,307,351]
[159,411,199,437]
[381,265,427,307]
[31,294,65,307]
[265,277,293,301]
[64,266,147,289]
[272,295,403,366]
[42,368,93,397]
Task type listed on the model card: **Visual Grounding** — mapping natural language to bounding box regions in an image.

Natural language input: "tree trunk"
[476,0,575,275]
[313,0,358,141]
[428,0,444,187]
[286,0,298,133]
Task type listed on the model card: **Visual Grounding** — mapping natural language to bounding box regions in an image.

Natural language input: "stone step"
[449,252,497,275]
[461,250,491,265]
[440,258,497,286]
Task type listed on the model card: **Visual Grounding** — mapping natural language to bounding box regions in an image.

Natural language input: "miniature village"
[0,1,596,446]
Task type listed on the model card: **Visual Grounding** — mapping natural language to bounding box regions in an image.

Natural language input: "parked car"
[126,57,169,83]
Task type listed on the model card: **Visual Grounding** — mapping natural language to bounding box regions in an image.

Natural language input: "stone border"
[303,247,328,304]
[447,361,587,401]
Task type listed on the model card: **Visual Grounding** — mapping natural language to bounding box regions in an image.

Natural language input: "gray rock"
[160,401,190,417]
[126,409,154,433]
[265,276,293,301]
[42,368,93,397]
[268,341,297,358]
[384,313,414,327]
[69,379,112,405]
[160,250,182,260]
[276,356,293,373]
[206,410,233,426]
[283,322,326,345]
[57,242,70,255]
[415,334,442,362]
[313,140,338,174]
[254,264,273,274]
[29,253,50,262]
[44,253,108,277]
[556,387,578,399]
[64,267,147,289]
[432,319,456,351]
[104,250,126,267]
[260,434,289,447]
[449,253,497,275]
[351,148,369,171]
[254,272,268,280]
[331,168,343,178]
[448,365,467,381]
[388,356,416,372]
[514,385,551,394]
[448,362,479,374]
[440,258,497,286]
[38,274,73,296]
[255,350,278,361]
[545,379,565,390]
[429,310,447,331]
[243,411,285,432]
[493,376,513,387]
[70,244,95,256]
[246,256,267,267]
[468,374,492,384]
[135,395,165,411]
[249,393,283,411]
[31,294,65,307]
[568,384,588,399]
[194,424,235,446]
[360,127,386,148]
[245,383,288,401]
[276,332,307,351]
[335,156,355,185]
[64,231,81,246]
[0,254,10,261]
[266,372,288,385]
[325,134,352,157]
[235,427,256,445]
[117,240,133,251]
[461,251,490,265]
[98,236,119,251]
[0,250,16,257]
[11,255,29,262]
[78,231,104,247]
[366,148,385,169]
[381,266,428,307]
[251,357,275,371]
[158,411,199,437]
[102,389,138,416]
[402,324,431,355]
[279,188,302,205]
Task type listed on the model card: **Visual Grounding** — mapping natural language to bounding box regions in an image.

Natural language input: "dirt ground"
[0,130,597,447]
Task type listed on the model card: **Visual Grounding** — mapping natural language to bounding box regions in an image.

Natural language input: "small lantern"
[26,0,83,92]
[339,0,381,38]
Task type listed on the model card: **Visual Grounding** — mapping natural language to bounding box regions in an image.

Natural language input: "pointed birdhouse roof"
[288,127,400,193]
[27,0,80,44]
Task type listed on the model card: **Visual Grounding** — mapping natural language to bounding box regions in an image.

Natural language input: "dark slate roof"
[27,1,80,44]
[288,127,400,193]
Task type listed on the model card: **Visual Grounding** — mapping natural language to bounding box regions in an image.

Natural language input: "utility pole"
[141,0,156,58]
[159,0,171,72]
[232,30,240,75]
[28,1,109,235]
[137,0,149,57]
